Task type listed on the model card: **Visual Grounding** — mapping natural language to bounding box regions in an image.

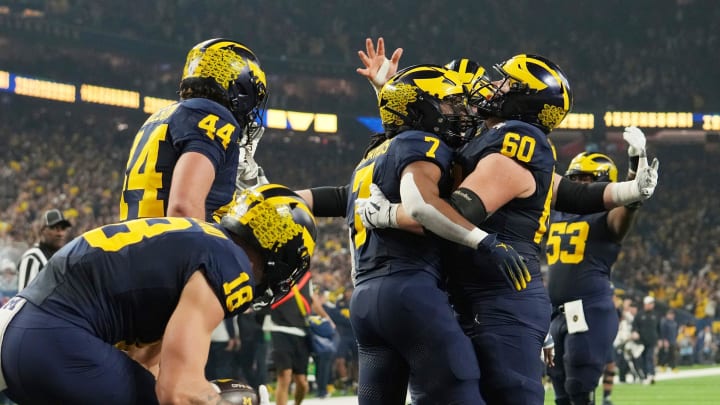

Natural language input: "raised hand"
[477,234,531,291]
[356,37,404,88]
[635,157,659,199]
[622,126,647,158]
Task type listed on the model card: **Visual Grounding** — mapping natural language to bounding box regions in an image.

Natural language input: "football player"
[546,130,655,405]
[0,185,315,404]
[119,38,267,223]
[356,50,658,405]
[342,64,527,405]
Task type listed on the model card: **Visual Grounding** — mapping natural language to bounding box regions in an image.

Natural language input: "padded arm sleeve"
[309,185,349,218]
[448,187,489,227]
[554,177,608,214]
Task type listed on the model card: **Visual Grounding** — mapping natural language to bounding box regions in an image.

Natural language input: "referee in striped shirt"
[16,209,72,291]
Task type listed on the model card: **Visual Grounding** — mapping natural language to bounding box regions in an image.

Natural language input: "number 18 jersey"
[19,217,255,348]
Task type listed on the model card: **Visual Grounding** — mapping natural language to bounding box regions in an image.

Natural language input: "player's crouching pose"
[0,184,314,405]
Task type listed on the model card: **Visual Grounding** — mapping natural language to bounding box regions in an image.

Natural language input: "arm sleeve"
[554,177,609,214]
[309,185,349,217]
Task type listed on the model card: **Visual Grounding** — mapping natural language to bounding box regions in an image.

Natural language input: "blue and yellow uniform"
[546,211,621,404]
[447,120,556,404]
[347,130,482,405]
[0,217,256,404]
[120,98,241,223]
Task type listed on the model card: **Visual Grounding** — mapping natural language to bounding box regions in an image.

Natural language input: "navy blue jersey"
[455,120,556,252]
[120,98,241,223]
[546,211,621,306]
[446,120,556,296]
[346,130,455,283]
[19,217,255,348]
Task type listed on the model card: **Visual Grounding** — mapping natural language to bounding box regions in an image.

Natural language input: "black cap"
[43,209,72,228]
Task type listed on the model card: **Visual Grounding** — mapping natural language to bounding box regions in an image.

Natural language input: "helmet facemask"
[379,65,480,148]
[470,54,573,133]
[220,185,317,309]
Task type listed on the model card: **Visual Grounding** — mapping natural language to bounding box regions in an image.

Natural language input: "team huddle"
[0,36,658,405]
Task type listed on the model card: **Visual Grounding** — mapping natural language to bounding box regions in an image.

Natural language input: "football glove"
[236,123,266,190]
[623,126,646,158]
[356,183,398,229]
[611,157,659,205]
[635,157,659,199]
[477,234,531,291]
[259,384,270,405]
[623,126,646,176]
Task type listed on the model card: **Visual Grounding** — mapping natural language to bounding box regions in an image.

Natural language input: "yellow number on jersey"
[546,221,590,265]
[424,136,440,158]
[351,162,376,248]
[84,218,197,252]
[501,132,536,163]
[120,124,168,220]
[197,114,235,149]
[223,272,253,312]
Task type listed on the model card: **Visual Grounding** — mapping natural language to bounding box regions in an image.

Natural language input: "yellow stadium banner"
[143,96,176,114]
[80,84,140,108]
[14,76,75,102]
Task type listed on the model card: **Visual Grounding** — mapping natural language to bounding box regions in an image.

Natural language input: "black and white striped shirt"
[16,244,55,291]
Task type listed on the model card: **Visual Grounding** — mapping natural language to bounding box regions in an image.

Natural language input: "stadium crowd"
[1,0,718,114]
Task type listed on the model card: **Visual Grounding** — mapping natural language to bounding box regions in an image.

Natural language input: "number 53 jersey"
[18,217,256,348]
[346,130,455,284]
[120,98,241,223]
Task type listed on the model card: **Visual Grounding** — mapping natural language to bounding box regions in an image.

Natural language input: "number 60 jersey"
[448,120,556,293]
[19,217,255,348]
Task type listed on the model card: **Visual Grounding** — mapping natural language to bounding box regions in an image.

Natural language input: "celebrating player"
[547,127,659,405]
[119,38,267,223]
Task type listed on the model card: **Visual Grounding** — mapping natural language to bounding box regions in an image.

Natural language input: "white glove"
[611,157,659,205]
[236,123,267,189]
[623,126,646,158]
[259,384,270,405]
[635,157,659,199]
[355,183,398,229]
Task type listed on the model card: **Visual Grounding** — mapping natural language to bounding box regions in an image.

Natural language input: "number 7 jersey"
[346,130,455,284]
[119,98,241,223]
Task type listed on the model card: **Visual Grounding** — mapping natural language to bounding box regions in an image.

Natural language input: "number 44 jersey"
[19,217,255,348]
[120,98,241,223]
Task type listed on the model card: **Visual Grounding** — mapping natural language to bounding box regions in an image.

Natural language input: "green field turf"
[544,375,720,404]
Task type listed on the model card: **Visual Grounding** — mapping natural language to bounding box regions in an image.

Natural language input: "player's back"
[346,130,455,284]
[119,98,241,223]
[19,217,254,347]
[546,211,621,306]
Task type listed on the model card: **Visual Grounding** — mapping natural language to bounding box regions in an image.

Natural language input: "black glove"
[477,234,531,291]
